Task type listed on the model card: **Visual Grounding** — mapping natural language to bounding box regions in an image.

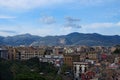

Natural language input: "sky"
[0,0,120,36]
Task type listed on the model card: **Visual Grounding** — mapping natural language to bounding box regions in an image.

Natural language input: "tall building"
[63,54,80,68]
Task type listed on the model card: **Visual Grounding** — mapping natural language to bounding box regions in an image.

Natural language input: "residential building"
[0,47,8,59]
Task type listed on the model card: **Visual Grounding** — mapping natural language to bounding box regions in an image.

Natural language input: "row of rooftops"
[0,45,119,60]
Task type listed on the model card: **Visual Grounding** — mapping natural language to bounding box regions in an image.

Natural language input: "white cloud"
[0,0,71,10]
[76,0,118,5]
[0,32,14,37]
[40,16,56,24]
[0,24,57,36]
[17,22,120,36]
[0,15,16,19]
[0,24,77,36]
[0,25,19,36]
[79,22,120,35]
[0,30,18,37]
[0,0,117,10]
[83,22,120,29]
[76,0,103,5]
[116,22,120,26]
[1,21,120,37]
[15,25,57,36]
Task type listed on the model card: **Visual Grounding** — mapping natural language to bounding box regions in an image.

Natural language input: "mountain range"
[0,32,120,46]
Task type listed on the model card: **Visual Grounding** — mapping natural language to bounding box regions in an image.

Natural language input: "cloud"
[74,0,118,6]
[64,16,81,28]
[64,23,82,28]
[0,30,17,33]
[0,0,116,10]
[79,22,120,35]
[0,25,20,36]
[0,15,16,19]
[65,16,80,23]
[77,0,104,5]
[0,24,56,36]
[0,0,71,10]
[0,21,120,37]
[40,16,56,24]
[83,22,120,28]
[0,29,18,37]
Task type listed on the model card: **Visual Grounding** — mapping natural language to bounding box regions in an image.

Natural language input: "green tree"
[56,75,62,80]
[0,60,13,80]
[14,73,46,80]
[61,64,71,74]
[113,48,120,54]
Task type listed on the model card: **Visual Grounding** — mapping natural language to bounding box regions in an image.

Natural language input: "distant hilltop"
[0,32,120,46]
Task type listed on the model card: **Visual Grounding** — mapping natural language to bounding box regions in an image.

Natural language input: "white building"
[73,62,88,80]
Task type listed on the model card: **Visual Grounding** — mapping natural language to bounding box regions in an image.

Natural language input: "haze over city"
[0,0,120,36]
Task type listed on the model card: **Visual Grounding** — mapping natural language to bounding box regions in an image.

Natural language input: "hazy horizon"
[0,32,120,37]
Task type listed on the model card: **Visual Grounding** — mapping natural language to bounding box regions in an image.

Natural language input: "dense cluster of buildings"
[0,45,120,80]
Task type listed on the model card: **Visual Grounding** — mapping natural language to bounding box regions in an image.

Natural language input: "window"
[79,66,82,73]
[85,67,87,72]
[74,66,76,73]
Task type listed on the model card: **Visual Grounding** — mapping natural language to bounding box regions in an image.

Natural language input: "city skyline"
[0,0,120,36]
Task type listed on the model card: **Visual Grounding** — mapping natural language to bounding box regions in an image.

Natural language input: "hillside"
[0,32,120,46]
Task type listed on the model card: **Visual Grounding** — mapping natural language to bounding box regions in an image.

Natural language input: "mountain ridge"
[0,32,120,46]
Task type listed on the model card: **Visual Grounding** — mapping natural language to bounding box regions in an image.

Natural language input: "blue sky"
[0,0,120,36]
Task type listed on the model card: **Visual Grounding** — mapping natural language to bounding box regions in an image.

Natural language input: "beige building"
[7,47,46,60]
[63,54,80,67]
[16,47,45,60]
